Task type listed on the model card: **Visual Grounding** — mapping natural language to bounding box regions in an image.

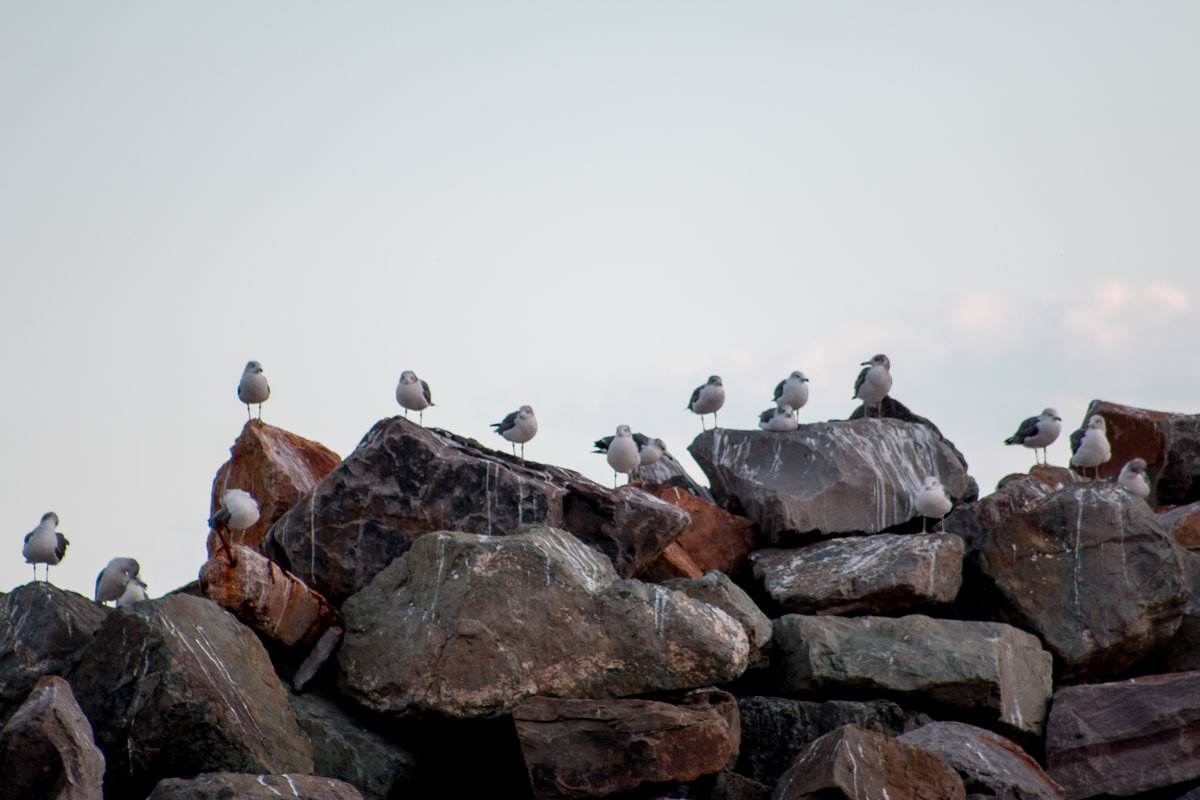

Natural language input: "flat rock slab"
[147,772,363,800]
[751,533,964,615]
[513,690,739,800]
[975,482,1187,681]
[0,583,107,724]
[70,593,313,798]
[770,614,1053,736]
[337,527,749,718]
[0,676,105,800]
[1046,671,1200,800]
[689,420,976,541]
[774,723,965,800]
[898,721,1064,800]
[266,417,690,604]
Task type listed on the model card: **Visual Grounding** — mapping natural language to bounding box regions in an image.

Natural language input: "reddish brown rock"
[513,690,740,800]
[0,676,105,800]
[640,484,758,578]
[199,545,338,648]
[646,541,705,580]
[1046,671,1200,800]
[773,724,965,800]
[1029,464,1080,491]
[1159,501,1200,551]
[1077,401,1200,504]
[209,419,341,556]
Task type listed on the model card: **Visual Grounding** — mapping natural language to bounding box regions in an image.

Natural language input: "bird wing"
[1069,427,1085,454]
[759,408,776,425]
[687,385,702,409]
[853,366,868,398]
[55,534,69,560]
[421,380,433,405]
[95,569,105,596]
[773,379,785,402]
[1005,415,1039,445]
[492,410,519,433]
[631,433,650,449]
[593,435,613,453]
[24,530,32,544]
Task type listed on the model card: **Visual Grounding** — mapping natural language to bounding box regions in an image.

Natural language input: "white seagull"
[237,361,271,421]
[773,371,810,421]
[854,354,892,419]
[687,376,725,430]
[601,425,641,487]
[1004,408,1063,465]
[1069,415,1111,479]
[396,370,434,425]
[208,488,261,564]
[914,476,953,532]
[22,512,69,582]
[759,404,798,432]
[117,576,149,607]
[96,557,142,605]
[492,405,537,459]
[1117,458,1151,499]
[593,433,667,481]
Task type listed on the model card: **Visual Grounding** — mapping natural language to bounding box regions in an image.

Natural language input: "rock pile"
[4,403,1200,799]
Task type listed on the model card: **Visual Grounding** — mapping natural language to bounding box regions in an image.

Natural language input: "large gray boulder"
[689,420,976,541]
[898,721,1064,800]
[337,527,749,718]
[0,676,105,800]
[661,570,773,669]
[770,614,1053,736]
[751,533,963,615]
[265,417,690,604]
[974,482,1187,681]
[70,594,313,798]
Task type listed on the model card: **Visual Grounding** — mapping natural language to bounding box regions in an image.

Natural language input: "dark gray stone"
[661,570,773,669]
[146,772,363,799]
[898,721,1064,800]
[0,676,105,800]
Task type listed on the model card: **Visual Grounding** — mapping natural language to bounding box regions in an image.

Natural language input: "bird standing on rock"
[915,477,953,532]
[237,361,270,421]
[602,425,641,487]
[96,557,143,605]
[22,512,68,582]
[759,404,798,432]
[208,488,261,564]
[1004,408,1062,465]
[687,376,725,430]
[1069,415,1111,479]
[396,370,434,424]
[773,371,810,421]
[593,433,667,481]
[854,355,892,419]
[1117,458,1151,499]
[493,405,537,459]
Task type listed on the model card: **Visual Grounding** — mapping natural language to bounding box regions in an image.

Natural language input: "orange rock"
[199,545,338,647]
[209,420,340,556]
[1158,502,1200,552]
[1029,464,1080,491]
[640,485,758,578]
[650,541,705,579]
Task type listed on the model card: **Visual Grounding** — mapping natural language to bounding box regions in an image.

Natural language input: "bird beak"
[860,361,871,366]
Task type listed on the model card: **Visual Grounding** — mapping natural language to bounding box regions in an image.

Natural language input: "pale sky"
[3,2,1198,599]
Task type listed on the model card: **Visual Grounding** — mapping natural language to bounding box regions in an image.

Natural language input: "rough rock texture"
[1138,549,1200,675]
[751,533,964,615]
[1045,671,1200,800]
[637,454,716,503]
[70,593,313,798]
[898,721,1064,800]
[513,690,740,800]
[199,544,338,647]
[289,691,417,800]
[0,676,105,800]
[640,484,759,578]
[1079,400,1200,504]
[661,570,774,669]
[266,417,690,604]
[773,723,965,800]
[974,482,1187,681]
[146,772,363,800]
[645,541,705,579]
[337,527,749,718]
[689,420,976,542]
[736,696,932,791]
[0,582,107,724]
[209,419,341,555]
[1160,501,1200,551]
[770,614,1053,736]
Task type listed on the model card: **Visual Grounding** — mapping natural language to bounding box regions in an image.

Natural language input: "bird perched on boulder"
[599,425,640,487]
[493,405,537,459]
[22,512,68,582]
[1069,415,1111,479]
[95,557,143,605]
[237,361,270,421]
[1004,408,1062,465]
[759,404,798,432]
[914,477,953,532]
[854,354,892,419]
[396,370,434,425]
[773,371,810,421]
[593,432,667,481]
[117,576,149,607]
[1117,458,1151,499]
[208,488,261,564]
[687,376,725,430]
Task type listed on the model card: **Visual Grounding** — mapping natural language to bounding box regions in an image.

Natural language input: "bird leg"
[246,406,252,422]
[214,520,237,567]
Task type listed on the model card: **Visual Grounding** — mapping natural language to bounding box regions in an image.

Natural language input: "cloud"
[1061,279,1192,354]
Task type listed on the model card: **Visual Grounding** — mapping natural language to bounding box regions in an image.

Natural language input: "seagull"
[1117,458,1151,499]
[22,512,68,582]
[396,370,434,425]
[95,557,141,605]
[117,576,149,607]
[854,354,892,419]
[914,476,953,533]
[759,404,798,432]
[773,371,810,421]
[687,376,725,430]
[599,425,641,487]
[237,361,270,421]
[593,433,668,481]
[208,488,261,565]
[1004,408,1063,465]
[492,405,537,459]
[1069,415,1111,479]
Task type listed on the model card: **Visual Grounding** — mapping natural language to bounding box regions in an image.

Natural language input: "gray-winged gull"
[1004,408,1062,465]
[593,432,667,481]
[759,404,798,432]
[600,425,641,487]
[396,370,434,425]
[237,361,270,421]
[22,512,68,582]
[492,405,537,459]
[117,576,149,607]
[95,557,141,604]
[687,375,725,430]
[1117,457,1150,499]
[208,488,261,564]
[773,371,810,421]
[854,354,892,418]
[915,476,953,532]
[1069,415,1111,479]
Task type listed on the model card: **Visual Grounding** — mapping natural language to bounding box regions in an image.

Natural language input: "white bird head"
[923,476,943,492]
[400,370,418,385]
[707,375,723,386]
[790,371,808,382]
[1124,458,1148,474]
[40,511,59,526]
[615,425,632,437]
[243,361,264,374]
[777,405,793,416]
[518,405,535,418]
[1042,408,1061,420]
[1088,415,1107,431]
[862,354,890,369]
